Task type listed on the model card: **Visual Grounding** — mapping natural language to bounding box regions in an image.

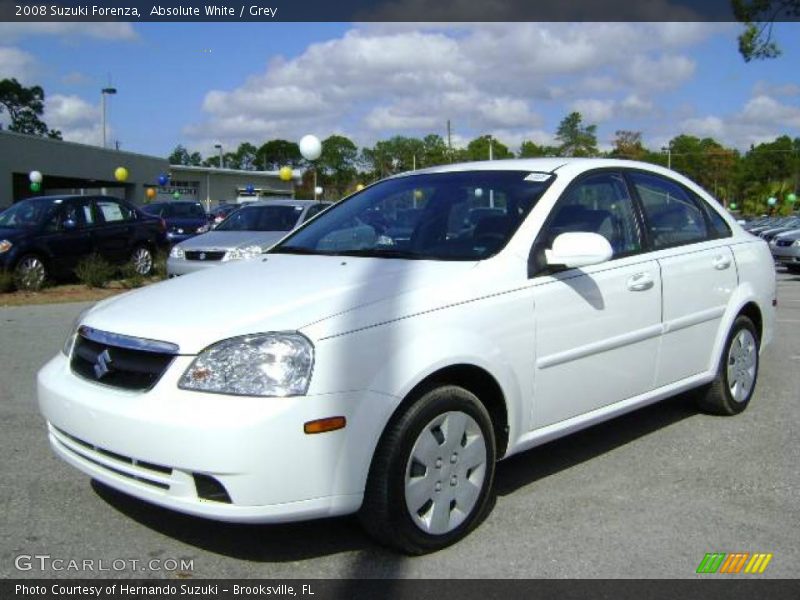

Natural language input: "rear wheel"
[697,315,759,416]
[14,254,47,290]
[787,264,800,274]
[131,245,154,276]
[359,385,496,554]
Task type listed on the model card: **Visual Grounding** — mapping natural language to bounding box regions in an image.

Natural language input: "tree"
[232,142,258,171]
[733,0,800,61]
[256,139,302,170]
[167,144,202,166]
[0,78,61,138]
[362,136,425,178]
[609,130,646,160]
[318,135,359,198]
[465,135,514,161]
[555,112,598,157]
[519,140,559,158]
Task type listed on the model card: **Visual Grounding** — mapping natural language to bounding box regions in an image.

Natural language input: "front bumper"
[166,256,222,277]
[37,353,390,523]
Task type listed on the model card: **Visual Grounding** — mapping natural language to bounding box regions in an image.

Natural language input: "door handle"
[713,255,732,270]
[627,272,654,291]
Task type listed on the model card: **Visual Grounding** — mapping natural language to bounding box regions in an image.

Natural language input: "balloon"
[474,187,483,198]
[730,203,737,210]
[246,184,255,194]
[767,197,777,206]
[279,166,293,181]
[414,189,423,200]
[158,174,169,186]
[146,188,156,200]
[787,193,797,204]
[355,183,365,191]
[30,182,41,192]
[299,135,322,161]
[173,191,180,200]
[29,170,42,184]
[114,167,129,182]
[314,186,323,196]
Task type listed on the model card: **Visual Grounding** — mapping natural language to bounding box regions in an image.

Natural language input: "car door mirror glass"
[545,232,613,269]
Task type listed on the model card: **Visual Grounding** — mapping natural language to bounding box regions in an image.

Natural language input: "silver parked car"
[167,199,331,276]
[770,229,800,273]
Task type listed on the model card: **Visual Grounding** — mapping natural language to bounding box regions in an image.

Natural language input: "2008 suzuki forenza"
[38,159,776,554]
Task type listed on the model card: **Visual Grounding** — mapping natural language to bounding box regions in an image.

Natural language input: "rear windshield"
[0,197,60,229]
[217,205,304,232]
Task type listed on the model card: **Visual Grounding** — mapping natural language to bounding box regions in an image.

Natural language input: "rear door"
[93,197,138,264]
[626,171,737,386]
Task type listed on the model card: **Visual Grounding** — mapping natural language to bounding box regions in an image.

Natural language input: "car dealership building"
[0,130,295,209]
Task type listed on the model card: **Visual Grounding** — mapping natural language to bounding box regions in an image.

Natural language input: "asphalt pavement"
[1,269,798,579]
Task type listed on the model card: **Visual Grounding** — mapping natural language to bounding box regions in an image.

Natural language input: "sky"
[1,21,799,159]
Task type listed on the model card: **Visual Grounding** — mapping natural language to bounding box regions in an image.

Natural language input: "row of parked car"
[0,196,330,289]
[742,215,800,272]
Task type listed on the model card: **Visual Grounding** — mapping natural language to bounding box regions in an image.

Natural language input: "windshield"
[0,197,60,229]
[217,205,304,232]
[272,170,553,260]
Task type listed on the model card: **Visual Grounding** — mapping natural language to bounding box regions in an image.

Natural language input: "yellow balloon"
[279,166,293,181]
[146,187,156,199]
[355,183,365,191]
[413,189,423,200]
[114,167,129,182]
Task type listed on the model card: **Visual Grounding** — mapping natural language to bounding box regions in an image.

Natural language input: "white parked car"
[38,159,776,554]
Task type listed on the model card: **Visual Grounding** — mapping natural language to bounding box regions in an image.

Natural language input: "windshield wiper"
[269,246,330,255]
[335,248,429,259]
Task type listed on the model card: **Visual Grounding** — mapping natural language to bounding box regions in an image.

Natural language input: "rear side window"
[629,172,709,249]
[704,202,732,239]
[96,200,134,223]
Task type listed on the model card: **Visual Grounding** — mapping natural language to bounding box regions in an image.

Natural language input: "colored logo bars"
[696,553,773,574]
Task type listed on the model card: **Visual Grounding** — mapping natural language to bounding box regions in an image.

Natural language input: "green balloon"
[173,191,180,200]
[30,182,41,192]
[788,193,797,203]
[730,203,737,210]
[767,197,777,206]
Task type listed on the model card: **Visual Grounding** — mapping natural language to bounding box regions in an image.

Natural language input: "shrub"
[0,269,14,293]
[75,254,115,289]
[118,262,145,289]
[152,250,168,280]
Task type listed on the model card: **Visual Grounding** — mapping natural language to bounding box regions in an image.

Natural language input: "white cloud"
[625,54,695,91]
[44,94,105,145]
[570,98,615,123]
[61,71,92,86]
[0,23,137,42]
[0,46,38,83]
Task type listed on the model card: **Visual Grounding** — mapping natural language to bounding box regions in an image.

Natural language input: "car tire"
[131,245,154,276]
[14,253,48,291]
[359,385,496,555]
[787,265,800,274]
[697,315,759,416]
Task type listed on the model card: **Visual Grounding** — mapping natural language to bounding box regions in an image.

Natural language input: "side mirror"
[62,219,77,230]
[545,232,613,269]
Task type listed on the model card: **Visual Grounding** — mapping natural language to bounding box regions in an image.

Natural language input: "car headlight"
[62,307,92,357]
[169,245,185,259]
[0,239,12,254]
[197,224,210,233]
[223,245,263,262]
[178,333,314,397]
[794,240,800,248]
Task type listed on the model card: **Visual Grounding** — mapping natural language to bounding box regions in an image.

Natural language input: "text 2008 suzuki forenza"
[39,159,776,554]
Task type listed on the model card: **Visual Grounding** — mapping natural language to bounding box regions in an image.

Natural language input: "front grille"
[777,239,794,247]
[70,327,178,391]
[185,250,225,261]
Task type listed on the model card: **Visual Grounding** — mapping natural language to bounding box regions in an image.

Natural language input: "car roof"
[247,199,332,208]
[25,194,122,202]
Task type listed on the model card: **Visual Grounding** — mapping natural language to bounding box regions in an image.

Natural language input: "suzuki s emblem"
[199,252,206,260]
[93,349,113,379]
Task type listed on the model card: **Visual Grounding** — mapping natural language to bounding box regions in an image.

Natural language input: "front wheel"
[359,385,496,554]
[14,254,47,290]
[131,245,154,276]
[697,315,759,416]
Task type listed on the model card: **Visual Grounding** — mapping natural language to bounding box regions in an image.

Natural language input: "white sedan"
[38,158,775,554]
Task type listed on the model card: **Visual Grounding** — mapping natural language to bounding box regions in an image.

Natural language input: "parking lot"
[1,268,798,579]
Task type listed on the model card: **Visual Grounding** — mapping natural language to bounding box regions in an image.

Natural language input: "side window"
[303,205,324,223]
[703,201,732,239]
[96,200,133,223]
[629,172,709,249]
[543,172,642,258]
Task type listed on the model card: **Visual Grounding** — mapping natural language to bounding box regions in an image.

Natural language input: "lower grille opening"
[193,473,232,503]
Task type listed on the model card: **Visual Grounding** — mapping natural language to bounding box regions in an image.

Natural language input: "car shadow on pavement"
[91,480,394,564]
[494,392,700,496]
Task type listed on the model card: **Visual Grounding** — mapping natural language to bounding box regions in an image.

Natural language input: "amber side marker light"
[304,416,346,434]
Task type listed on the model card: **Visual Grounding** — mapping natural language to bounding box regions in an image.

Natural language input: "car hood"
[178,230,287,251]
[775,228,800,241]
[82,254,478,354]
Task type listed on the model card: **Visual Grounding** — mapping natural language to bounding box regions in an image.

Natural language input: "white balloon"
[474,187,483,198]
[29,170,43,183]
[299,135,322,161]
[314,186,323,195]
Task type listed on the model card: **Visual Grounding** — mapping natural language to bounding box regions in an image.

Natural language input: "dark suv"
[0,195,167,290]
[140,201,210,245]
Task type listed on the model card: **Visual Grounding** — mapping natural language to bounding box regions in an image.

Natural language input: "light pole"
[299,135,322,201]
[214,144,224,169]
[662,144,672,169]
[100,87,117,149]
